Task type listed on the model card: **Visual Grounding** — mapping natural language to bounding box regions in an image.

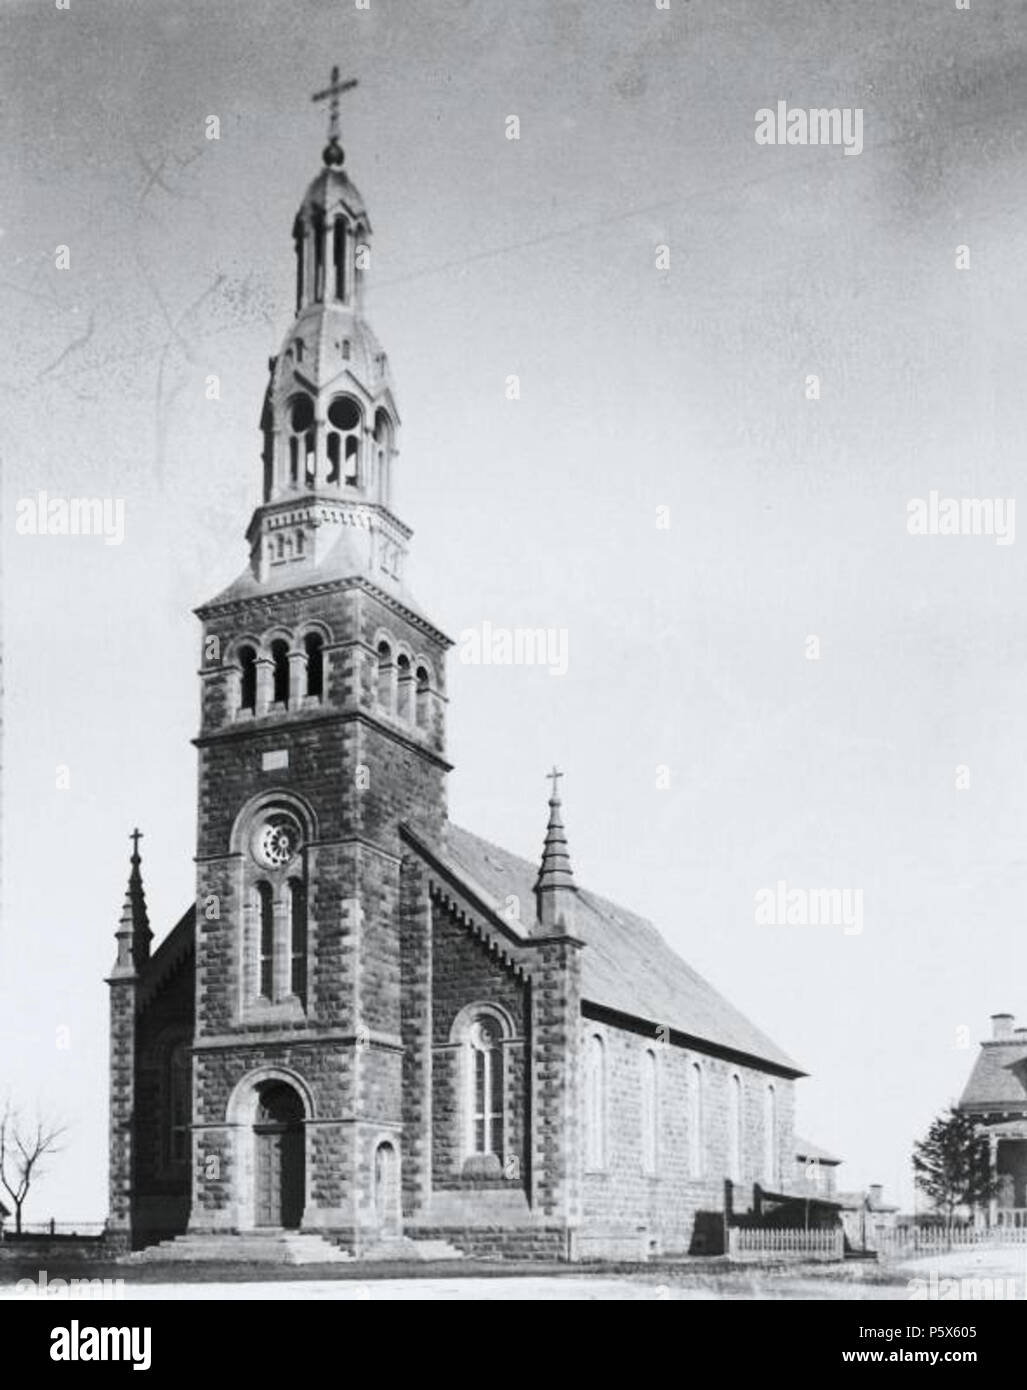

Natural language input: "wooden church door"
[254,1082,305,1229]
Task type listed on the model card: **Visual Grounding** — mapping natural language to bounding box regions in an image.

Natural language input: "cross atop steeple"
[130,827,143,862]
[546,765,563,803]
[311,67,358,164]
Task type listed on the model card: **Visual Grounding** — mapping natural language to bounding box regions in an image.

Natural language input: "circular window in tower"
[253,814,301,868]
[328,396,360,432]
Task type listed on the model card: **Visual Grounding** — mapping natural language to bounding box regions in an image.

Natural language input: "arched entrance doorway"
[373,1141,400,1236]
[254,1081,305,1229]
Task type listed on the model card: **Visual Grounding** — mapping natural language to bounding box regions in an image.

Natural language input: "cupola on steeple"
[236,71,408,602]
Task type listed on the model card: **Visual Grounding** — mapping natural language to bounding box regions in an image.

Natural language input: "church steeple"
[243,73,407,601]
[110,828,152,977]
[534,769,578,934]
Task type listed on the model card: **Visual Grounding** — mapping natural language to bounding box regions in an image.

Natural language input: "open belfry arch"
[106,76,804,1262]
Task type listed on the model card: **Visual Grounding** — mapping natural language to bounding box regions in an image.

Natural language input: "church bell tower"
[186,79,452,1246]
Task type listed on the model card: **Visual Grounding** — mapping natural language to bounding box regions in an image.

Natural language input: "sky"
[1,0,1026,1222]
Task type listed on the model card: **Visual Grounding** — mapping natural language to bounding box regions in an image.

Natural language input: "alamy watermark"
[15,492,125,546]
[754,101,864,157]
[458,621,568,676]
[754,880,863,936]
[907,1269,1022,1301]
[5,1269,125,1300]
[906,492,1015,546]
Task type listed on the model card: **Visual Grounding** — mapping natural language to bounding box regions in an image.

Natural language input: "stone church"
[106,106,805,1262]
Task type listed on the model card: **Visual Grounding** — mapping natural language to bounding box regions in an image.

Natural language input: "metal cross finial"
[311,66,359,144]
[130,827,143,860]
[547,766,563,801]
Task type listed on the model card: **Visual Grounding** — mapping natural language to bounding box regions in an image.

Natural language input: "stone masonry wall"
[579,1013,795,1256]
[430,899,529,1194]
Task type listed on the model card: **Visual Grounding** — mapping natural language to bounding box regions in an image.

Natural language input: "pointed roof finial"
[311,66,359,167]
[111,827,152,976]
[535,767,577,933]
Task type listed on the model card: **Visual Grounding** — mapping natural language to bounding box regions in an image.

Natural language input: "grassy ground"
[2,1247,1022,1299]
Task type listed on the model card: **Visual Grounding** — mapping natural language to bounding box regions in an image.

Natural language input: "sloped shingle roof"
[959,1041,1027,1110]
[445,823,803,1078]
[794,1134,842,1165]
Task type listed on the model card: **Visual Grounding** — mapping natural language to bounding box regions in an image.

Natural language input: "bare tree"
[0,1100,67,1235]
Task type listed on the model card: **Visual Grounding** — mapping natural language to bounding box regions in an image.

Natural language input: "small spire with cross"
[111,826,152,976]
[534,766,577,933]
[312,66,359,166]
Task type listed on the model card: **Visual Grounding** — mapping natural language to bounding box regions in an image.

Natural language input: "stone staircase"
[129,1230,463,1264]
[130,1231,354,1265]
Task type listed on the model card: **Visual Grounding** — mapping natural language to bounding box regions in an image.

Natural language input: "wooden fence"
[728,1227,844,1262]
[877,1225,1027,1256]
[1,1220,107,1239]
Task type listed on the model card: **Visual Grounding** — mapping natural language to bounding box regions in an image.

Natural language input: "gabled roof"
[137,905,195,1012]
[795,1135,842,1166]
[959,1040,1027,1111]
[444,824,804,1078]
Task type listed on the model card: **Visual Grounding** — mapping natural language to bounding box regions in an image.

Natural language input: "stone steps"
[130,1232,353,1264]
[130,1230,464,1264]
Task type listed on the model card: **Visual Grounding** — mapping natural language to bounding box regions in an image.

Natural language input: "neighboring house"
[834,1185,899,1252]
[957,1012,1027,1228]
[793,1136,842,1196]
[748,1138,896,1252]
[104,109,810,1263]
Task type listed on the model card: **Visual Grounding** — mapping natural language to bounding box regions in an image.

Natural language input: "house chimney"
[868,1184,883,1208]
[991,1013,1015,1041]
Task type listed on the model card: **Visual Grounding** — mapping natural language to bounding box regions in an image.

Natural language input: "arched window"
[287,394,315,488]
[333,216,347,300]
[728,1073,743,1184]
[396,654,412,721]
[312,210,325,301]
[289,878,307,1004]
[327,396,361,488]
[374,409,392,504]
[271,639,290,707]
[468,1017,503,1157]
[376,640,393,710]
[641,1048,658,1175]
[415,666,430,729]
[168,1041,191,1167]
[257,882,274,999]
[585,1034,606,1170]
[238,645,257,714]
[304,632,324,700]
[688,1062,704,1178]
[295,530,304,557]
[293,224,304,312]
[764,1084,777,1187]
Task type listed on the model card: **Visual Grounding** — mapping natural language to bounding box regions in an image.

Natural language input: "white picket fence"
[728,1227,844,1262]
[877,1225,1027,1257]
